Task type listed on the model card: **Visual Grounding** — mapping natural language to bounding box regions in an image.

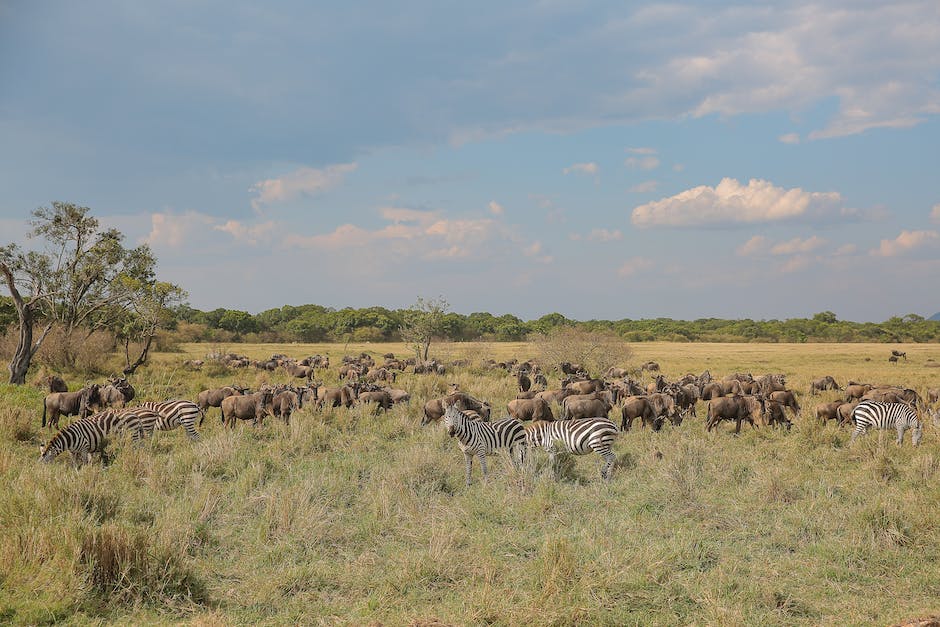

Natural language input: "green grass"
[2,343,940,625]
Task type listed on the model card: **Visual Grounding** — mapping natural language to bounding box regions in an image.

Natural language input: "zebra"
[39,407,161,467]
[139,400,202,440]
[851,400,923,446]
[442,404,526,486]
[525,418,620,480]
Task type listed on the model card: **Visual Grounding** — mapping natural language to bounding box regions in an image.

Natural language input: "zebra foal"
[39,407,161,467]
[525,418,620,480]
[443,404,526,486]
[139,400,202,440]
[851,400,923,446]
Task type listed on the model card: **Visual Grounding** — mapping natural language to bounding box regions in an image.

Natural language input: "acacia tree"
[399,296,449,363]
[112,278,187,375]
[0,246,57,383]
[1,202,182,382]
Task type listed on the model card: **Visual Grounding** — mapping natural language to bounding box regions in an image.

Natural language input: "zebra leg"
[548,448,559,480]
[850,426,864,442]
[185,421,200,441]
[896,425,905,446]
[478,452,488,483]
[464,451,474,486]
[600,451,615,480]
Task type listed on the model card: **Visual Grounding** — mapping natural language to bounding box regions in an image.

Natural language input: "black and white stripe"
[851,400,923,446]
[39,408,161,467]
[525,418,620,480]
[443,404,526,486]
[139,400,202,440]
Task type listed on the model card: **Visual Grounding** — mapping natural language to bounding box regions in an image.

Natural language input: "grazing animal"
[39,408,161,467]
[272,388,301,423]
[138,400,202,440]
[517,371,532,393]
[42,385,101,429]
[768,390,800,418]
[525,418,620,480]
[507,397,554,422]
[620,396,658,431]
[810,376,840,394]
[39,375,68,393]
[197,386,245,424]
[851,401,922,446]
[221,391,274,428]
[442,404,526,486]
[815,400,843,423]
[422,392,490,425]
[358,389,392,412]
[706,395,764,434]
[561,392,612,421]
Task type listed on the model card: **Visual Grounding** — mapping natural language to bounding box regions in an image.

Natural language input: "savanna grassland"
[2,341,940,626]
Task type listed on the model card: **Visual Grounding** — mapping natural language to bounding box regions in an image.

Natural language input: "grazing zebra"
[139,400,202,440]
[442,404,526,486]
[525,418,620,480]
[39,407,161,467]
[851,400,923,446]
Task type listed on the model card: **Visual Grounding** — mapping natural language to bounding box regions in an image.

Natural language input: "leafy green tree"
[399,296,449,362]
[112,279,187,374]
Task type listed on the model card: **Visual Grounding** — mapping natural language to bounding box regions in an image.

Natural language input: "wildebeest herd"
[34,353,940,480]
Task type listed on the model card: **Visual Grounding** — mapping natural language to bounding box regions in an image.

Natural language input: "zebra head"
[443,403,465,438]
[38,438,61,463]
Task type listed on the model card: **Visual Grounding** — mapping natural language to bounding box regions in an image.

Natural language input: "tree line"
[4,203,940,387]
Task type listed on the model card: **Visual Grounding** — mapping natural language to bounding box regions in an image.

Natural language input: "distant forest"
[3,297,940,344]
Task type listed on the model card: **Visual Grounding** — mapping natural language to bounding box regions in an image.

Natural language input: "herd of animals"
[31,352,940,485]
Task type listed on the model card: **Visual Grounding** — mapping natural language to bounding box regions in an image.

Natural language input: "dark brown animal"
[273,388,301,424]
[561,393,612,420]
[763,399,792,429]
[768,390,800,418]
[507,398,553,422]
[39,375,68,393]
[706,395,764,434]
[221,390,274,427]
[620,396,658,431]
[648,392,681,426]
[42,385,101,429]
[422,392,490,425]
[318,385,358,409]
[358,389,392,411]
[815,400,843,423]
[810,376,840,394]
[197,386,244,424]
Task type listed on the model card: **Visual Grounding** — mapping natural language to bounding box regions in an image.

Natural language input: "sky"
[1,0,939,322]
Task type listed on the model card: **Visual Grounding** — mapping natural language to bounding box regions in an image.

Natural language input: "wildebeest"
[507,397,554,422]
[706,395,764,434]
[221,390,274,427]
[768,390,800,418]
[810,376,840,394]
[561,392,612,421]
[620,396,659,431]
[422,392,490,425]
[42,384,101,429]
[318,385,359,409]
[197,386,246,424]
[358,389,393,412]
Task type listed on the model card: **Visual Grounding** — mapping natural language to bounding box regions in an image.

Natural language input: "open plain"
[2,341,940,625]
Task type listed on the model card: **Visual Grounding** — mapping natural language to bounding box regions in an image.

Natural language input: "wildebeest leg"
[734,417,742,434]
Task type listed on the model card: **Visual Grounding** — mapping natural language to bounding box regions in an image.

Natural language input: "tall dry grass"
[1,342,939,624]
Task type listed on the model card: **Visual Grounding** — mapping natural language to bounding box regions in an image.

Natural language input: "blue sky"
[1,1,939,321]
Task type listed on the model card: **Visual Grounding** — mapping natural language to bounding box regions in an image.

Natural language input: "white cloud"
[779,133,801,144]
[629,180,659,193]
[574,228,622,242]
[770,235,827,255]
[144,211,214,248]
[872,230,940,257]
[631,178,854,228]
[213,220,277,245]
[250,162,357,209]
[625,155,660,170]
[523,241,553,264]
[737,235,770,257]
[931,204,940,223]
[779,256,812,274]
[488,201,505,216]
[617,257,654,277]
[834,244,857,256]
[563,162,599,176]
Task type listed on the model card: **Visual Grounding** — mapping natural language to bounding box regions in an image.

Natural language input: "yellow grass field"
[2,341,940,625]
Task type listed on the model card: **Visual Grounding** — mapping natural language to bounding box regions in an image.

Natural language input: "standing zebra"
[851,400,923,446]
[525,418,620,480]
[139,400,202,440]
[39,407,161,467]
[442,404,526,486]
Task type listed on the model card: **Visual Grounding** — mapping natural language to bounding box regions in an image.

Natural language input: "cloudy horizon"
[2,1,939,322]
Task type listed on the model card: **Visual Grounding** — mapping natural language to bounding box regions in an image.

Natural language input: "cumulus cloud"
[779,133,801,144]
[144,211,214,248]
[617,257,654,277]
[736,235,770,257]
[871,230,940,257]
[488,201,504,216]
[931,204,940,223]
[250,162,357,209]
[563,162,599,176]
[631,178,855,228]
